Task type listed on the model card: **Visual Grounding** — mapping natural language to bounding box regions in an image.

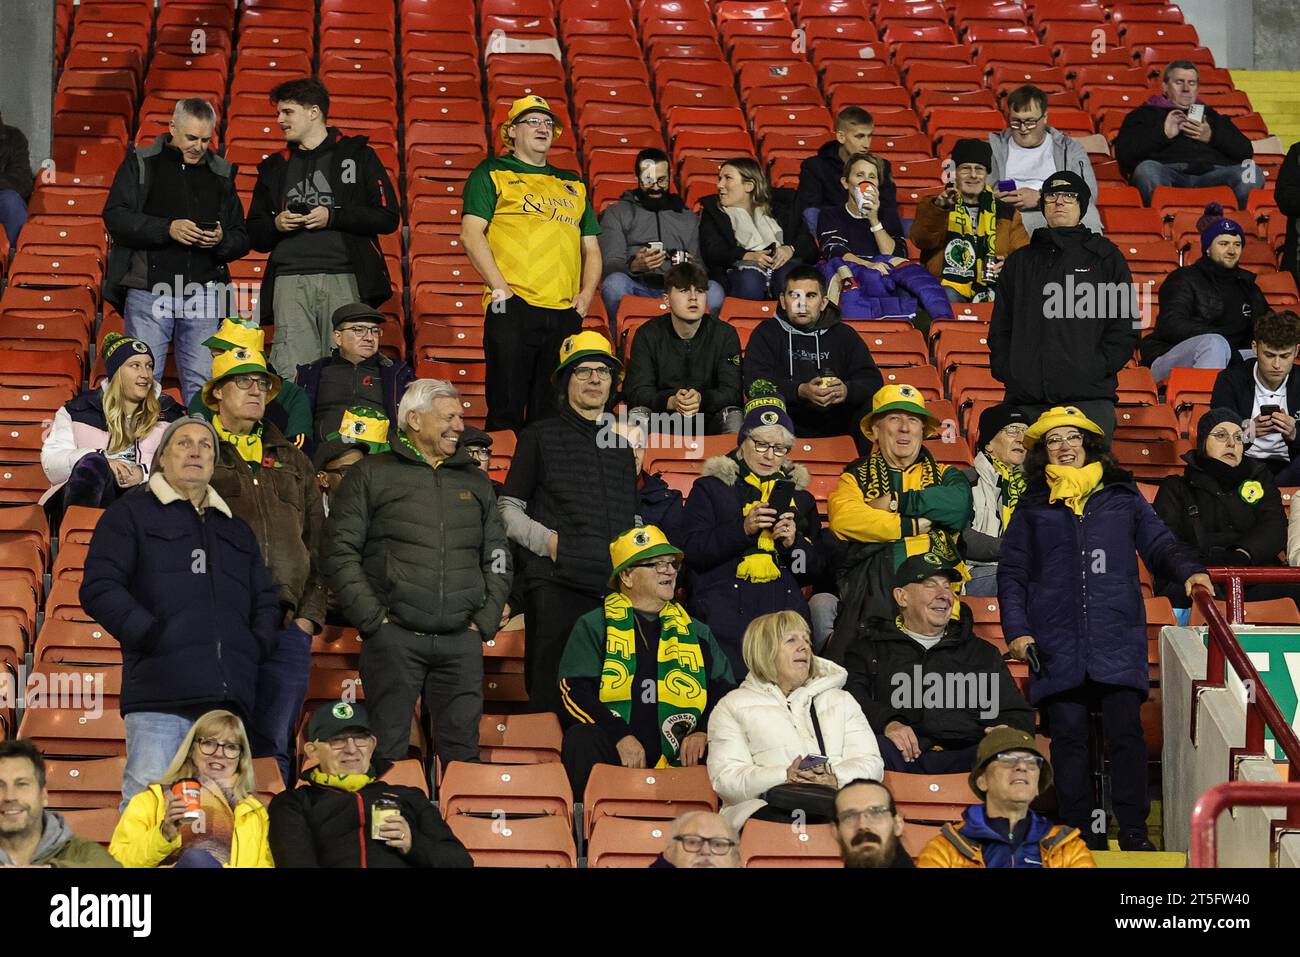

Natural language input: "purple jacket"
[819,257,955,321]
[997,466,1204,703]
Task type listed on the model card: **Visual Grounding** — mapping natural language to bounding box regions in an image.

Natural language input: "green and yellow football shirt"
[462,153,601,311]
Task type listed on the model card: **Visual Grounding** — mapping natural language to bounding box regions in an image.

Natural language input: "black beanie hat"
[978,403,1031,451]
[1196,407,1247,455]
[951,138,993,173]
[1040,169,1092,217]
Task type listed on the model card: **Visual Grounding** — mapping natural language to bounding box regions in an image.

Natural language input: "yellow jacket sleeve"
[109,785,181,868]
[828,472,902,542]
[1051,833,1097,868]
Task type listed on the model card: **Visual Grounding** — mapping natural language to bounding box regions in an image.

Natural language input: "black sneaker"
[1118,832,1156,852]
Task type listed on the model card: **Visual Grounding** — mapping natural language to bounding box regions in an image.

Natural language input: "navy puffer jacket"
[80,477,281,718]
[997,465,1203,704]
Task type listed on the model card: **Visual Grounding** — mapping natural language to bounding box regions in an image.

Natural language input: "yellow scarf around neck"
[308,767,376,793]
[214,415,264,465]
[1045,461,1104,516]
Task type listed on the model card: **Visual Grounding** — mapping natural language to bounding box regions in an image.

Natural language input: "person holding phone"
[1116,61,1257,207]
[707,610,883,831]
[103,97,250,404]
[680,392,828,678]
[247,78,400,382]
[1210,310,1300,485]
[910,139,1029,303]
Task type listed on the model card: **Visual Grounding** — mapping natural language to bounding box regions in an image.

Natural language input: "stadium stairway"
[1230,70,1300,146]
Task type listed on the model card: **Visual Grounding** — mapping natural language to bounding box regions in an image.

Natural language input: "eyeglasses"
[1001,425,1028,438]
[229,374,273,392]
[992,751,1046,770]
[673,835,738,854]
[1008,116,1043,131]
[464,447,492,461]
[1208,429,1244,445]
[196,738,242,759]
[641,175,670,187]
[572,366,613,381]
[836,805,895,825]
[515,116,555,130]
[749,441,792,456]
[1045,193,1080,205]
[326,733,374,750]
[339,325,381,338]
[635,559,681,574]
[1044,432,1084,448]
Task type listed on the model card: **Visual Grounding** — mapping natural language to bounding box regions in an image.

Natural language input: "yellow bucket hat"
[860,383,940,438]
[1023,405,1104,448]
[608,525,684,588]
[328,405,392,454]
[200,346,282,410]
[552,329,622,383]
[500,95,562,145]
[203,317,265,355]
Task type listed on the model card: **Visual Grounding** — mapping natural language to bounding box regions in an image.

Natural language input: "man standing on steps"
[247,77,400,381]
[461,95,603,432]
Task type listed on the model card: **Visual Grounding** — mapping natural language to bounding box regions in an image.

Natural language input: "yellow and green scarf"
[737,468,782,583]
[599,592,707,767]
[987,453,1026,531]
[214,416,264,468]
[940,188,999,302]
[308,767,376,793]
[854,447,961,566]
[1045,461,1105,516]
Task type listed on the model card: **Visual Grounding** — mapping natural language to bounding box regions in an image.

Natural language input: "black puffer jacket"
[1275,142,1300,287]
[1152,451,1286,604]
[501,404,638,597]
[209,421,327,626]
[843,603,1035,750]
[1140,257,1271,366]
[323,437,511,638]
[989,225,1138,405]
[697,190,819,289]
[267,760,473,869]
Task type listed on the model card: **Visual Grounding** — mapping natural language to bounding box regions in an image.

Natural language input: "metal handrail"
[1187,574,1300,865]
[1190,781,1300,868]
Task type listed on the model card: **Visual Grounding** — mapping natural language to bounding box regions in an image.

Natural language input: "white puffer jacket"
[707,656,883,829]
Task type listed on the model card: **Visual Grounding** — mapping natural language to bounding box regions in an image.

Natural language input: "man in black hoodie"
[1141,211,1271,383]
[597,149,724,337]
[988,171,1137,438]
[844,554,1034,774]
[795,106,899,237]
[103,98,250,404]
[247,77,400,381]
[742,266,882,452]
[1115,61,1258,208]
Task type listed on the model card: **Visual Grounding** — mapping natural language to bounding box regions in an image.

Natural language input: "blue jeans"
[963,562,999,596]
[1149,332,1233,384]
[599,271,725,340]
[1131,160,1261,208]
[727,261,802,300]
[0,188,27,246]
[175,848,224,868]
[123,285,223,404]
[121,712,195,810]
[249,624,314,787]
[943,286,969,303]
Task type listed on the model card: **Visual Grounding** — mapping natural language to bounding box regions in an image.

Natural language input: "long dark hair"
[1023,430,1118,492]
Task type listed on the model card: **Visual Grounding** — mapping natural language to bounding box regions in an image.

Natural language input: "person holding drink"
[816,152,908,270]
[109,710,274,868]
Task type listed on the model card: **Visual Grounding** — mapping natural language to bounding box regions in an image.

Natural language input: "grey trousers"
[269,272,360,380]
[359,621,484,765]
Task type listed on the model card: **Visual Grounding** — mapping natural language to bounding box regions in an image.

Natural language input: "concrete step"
[1094,849,1187,868]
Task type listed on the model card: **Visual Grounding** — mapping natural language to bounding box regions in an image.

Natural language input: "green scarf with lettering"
[600,592,707,767]
[939,188,998,302]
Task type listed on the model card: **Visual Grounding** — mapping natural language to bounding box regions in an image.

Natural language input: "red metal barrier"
[1187,573,1300,865]
[1190,781,1300,868]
